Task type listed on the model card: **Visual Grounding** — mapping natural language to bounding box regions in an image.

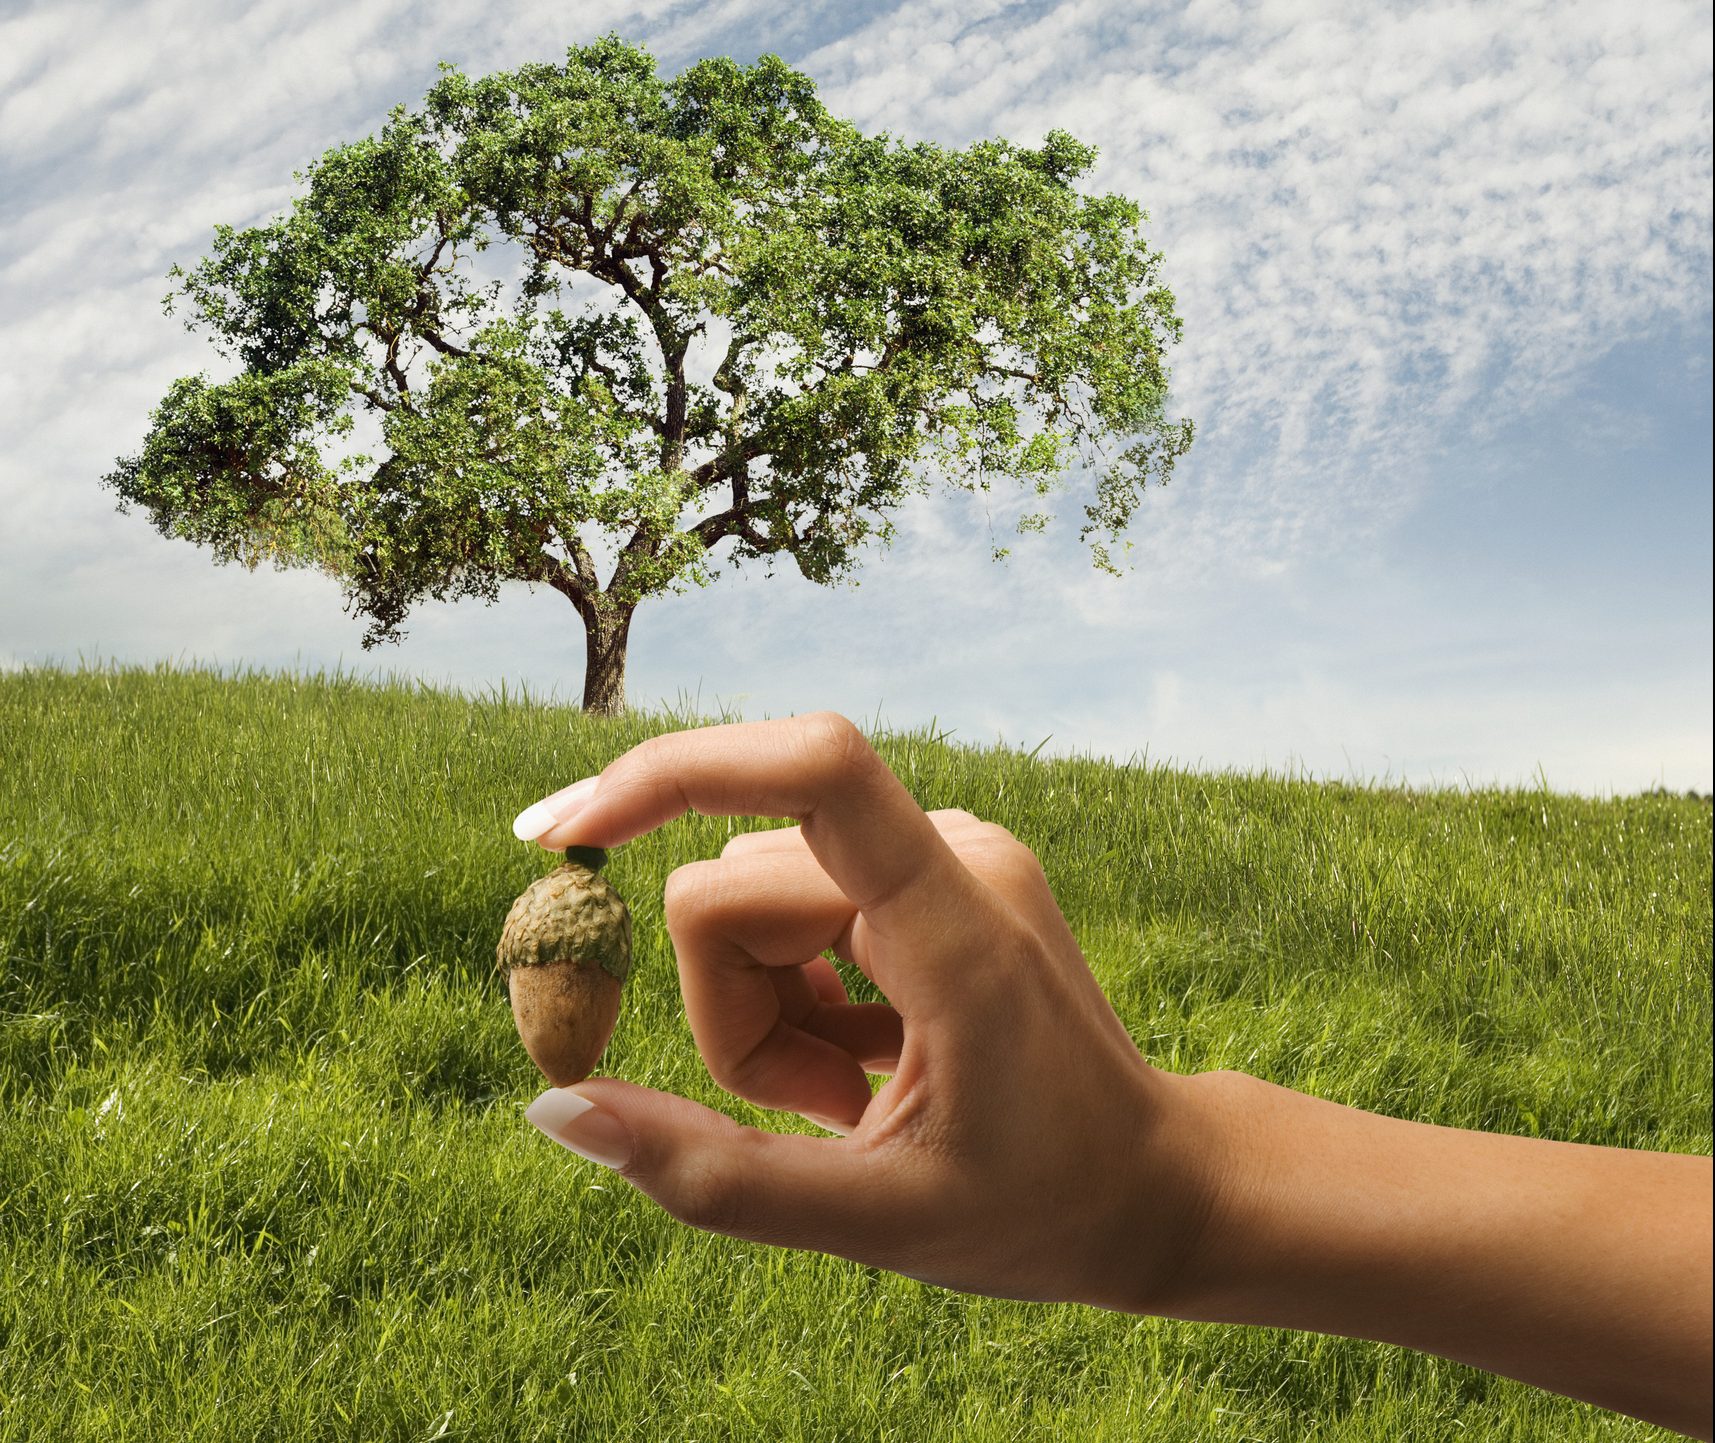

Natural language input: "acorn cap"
[496,848,632,984]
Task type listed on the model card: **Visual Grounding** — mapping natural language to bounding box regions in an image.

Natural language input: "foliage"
[105,36,1193,689]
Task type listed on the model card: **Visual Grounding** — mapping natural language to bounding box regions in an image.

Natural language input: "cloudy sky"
[3,0,1710,794]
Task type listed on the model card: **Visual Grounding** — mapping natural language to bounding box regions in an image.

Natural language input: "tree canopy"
[107,35,1194,712]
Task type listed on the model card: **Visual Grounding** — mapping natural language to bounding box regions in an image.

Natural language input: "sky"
[2,0,1710,795]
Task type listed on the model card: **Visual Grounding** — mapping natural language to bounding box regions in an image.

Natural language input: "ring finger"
[721,808,986,862]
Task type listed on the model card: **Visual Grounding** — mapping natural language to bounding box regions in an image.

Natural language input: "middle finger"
[665,848,906,1123]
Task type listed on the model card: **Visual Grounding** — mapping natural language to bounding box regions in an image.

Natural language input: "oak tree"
[107,36,1193,714]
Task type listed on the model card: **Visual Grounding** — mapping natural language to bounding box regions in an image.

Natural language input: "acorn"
[497,845,632,1085]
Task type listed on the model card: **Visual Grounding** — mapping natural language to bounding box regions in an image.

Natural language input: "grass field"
[1,663,1708,1441]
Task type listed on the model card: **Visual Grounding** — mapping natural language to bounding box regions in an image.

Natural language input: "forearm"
[1156,1070,1713,1439]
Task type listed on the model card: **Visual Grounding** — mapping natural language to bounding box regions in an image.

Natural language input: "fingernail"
[525,1088,634,1170]
[511,776,599,842]
[511,802,560,841]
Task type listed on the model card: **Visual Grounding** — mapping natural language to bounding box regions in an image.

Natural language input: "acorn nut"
[496,845,632,1085]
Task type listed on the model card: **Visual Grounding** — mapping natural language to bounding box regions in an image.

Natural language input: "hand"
[515,712,1215,1311]
[511,712,1713,1438]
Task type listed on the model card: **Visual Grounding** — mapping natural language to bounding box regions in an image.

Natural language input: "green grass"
[1,662,1708,1441]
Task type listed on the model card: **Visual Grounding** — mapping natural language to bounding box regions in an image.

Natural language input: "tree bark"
[581,600,634,716]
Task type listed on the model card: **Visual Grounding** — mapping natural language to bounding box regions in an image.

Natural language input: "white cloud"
[0,0,1708,794]
[795,0,1712,570]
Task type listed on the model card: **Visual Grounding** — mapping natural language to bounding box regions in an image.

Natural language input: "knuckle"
[930,808,986,838]
[661,859,722,930]
[1000,835,1045,882]
[960,833,1049,912]
[612,732,695,812]
[632,726,691,774]
[796,710,870,778]
[710,1033,770,1096]
[953,833,1003,867]
[959,828,1041,884]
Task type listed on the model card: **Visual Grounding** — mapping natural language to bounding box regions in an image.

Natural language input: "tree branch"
[591,252,656,313]
[688,434,771,490]
[660,341,690,471]
[601,179,643,252]
[580,349,666,437]
[688,460,806,555]
[354,383,400,412]
[527,526,605,625]
[982,361,1043,384]
[522,224,594,273]
[692,505,771,552]
[417,326,470,359]
[541,555,586,604]
[607,517,668,598]
[381,329,411,397]
[543,526,600,597]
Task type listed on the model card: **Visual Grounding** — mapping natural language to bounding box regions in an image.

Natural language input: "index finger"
[537,712,980,941]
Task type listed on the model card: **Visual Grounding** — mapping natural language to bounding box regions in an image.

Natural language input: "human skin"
[513,712,1714,1440]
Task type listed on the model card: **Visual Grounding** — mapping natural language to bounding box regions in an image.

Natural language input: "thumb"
[525,1078,883,1253]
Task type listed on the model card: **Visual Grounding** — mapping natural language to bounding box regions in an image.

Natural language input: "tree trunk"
[581,601,634,716]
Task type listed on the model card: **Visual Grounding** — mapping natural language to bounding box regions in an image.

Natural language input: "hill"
[1,664,1708,1440]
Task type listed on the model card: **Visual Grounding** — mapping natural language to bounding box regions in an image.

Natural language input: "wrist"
[1075,1064,1248,1317]
[1138,1066,1292,1321]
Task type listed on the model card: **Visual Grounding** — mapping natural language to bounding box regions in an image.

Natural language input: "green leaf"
[114,33,1193,657]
